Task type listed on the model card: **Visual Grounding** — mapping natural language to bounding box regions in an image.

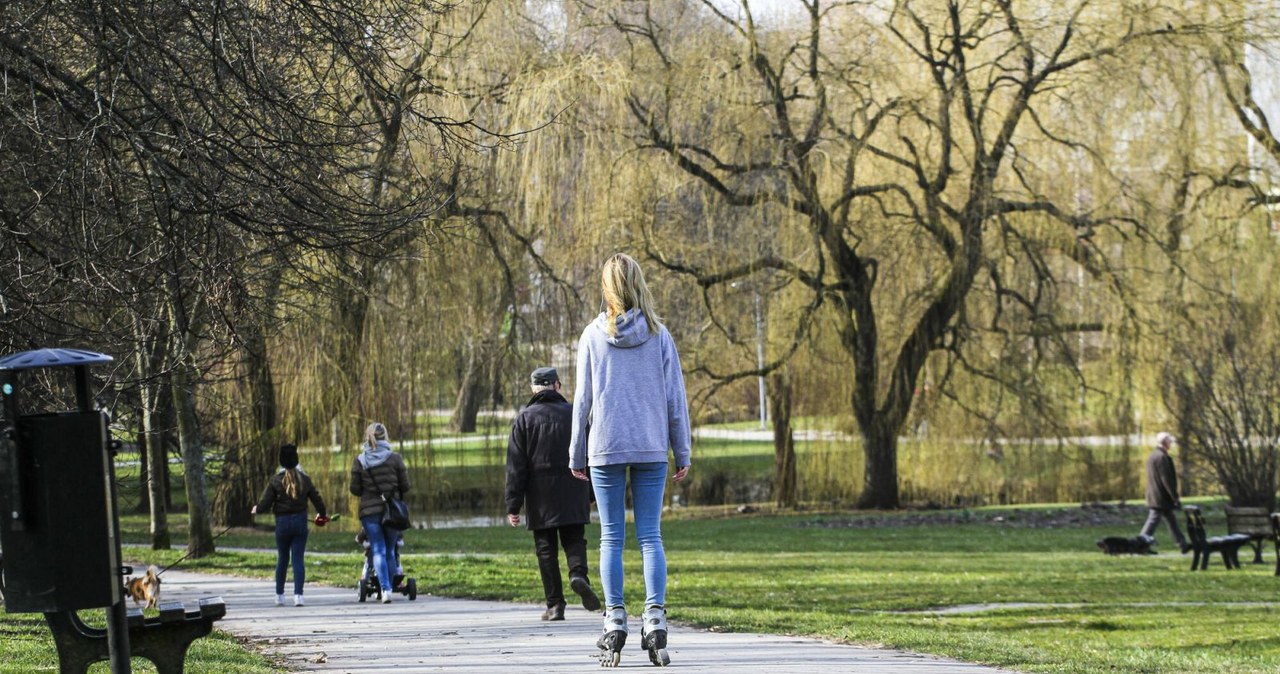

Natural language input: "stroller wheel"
[406,578,417,601]
[357,582,367,603]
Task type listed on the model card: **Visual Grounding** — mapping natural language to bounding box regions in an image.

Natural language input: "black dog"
[1096,535,1157,555]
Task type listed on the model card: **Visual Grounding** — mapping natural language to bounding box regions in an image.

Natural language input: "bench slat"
[1226,507,1277,537]
[157,601,186,624]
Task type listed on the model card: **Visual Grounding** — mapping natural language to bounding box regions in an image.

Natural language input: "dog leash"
[155,512,340,576]
[156,525,236,576]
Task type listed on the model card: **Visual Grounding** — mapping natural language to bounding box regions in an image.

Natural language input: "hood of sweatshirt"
[358,439,393,469]
[592,309,654,348]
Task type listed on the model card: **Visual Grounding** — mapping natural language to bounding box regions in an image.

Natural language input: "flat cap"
[531,367,559,385]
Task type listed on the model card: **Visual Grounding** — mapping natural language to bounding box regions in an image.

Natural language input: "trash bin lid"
[0,348,114,371]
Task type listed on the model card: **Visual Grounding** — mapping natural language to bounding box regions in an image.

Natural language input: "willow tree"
[1158,12,1280,509]
[576,0,1223,508]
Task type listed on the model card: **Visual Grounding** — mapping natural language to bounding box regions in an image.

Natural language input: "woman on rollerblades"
[569,253,692,667]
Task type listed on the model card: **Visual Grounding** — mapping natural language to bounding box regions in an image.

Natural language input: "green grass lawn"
[0,609,280,674]
[10,503,1274,673]
[21,415,1263,674]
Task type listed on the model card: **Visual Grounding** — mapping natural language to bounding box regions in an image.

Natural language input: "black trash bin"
[1,409,117,611]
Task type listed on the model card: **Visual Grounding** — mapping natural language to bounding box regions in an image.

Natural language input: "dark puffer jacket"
[350,452,411,519]
[505,389,592,530]
[256,469,327,518]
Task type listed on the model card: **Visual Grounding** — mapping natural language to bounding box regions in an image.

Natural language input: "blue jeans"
[361,515,400,591]
[274,513,309,595]
[591,462,668,609]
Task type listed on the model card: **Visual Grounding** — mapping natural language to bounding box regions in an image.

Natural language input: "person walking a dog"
[570,253,692,666]
[252,443,328,607]
[506,366,601,621]
[350,422,411,603]
[1139,431,1190,553]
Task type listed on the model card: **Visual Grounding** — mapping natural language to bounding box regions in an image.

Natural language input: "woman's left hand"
[571,469,590,482]
[672,465,690,482]
[250,505,258,515]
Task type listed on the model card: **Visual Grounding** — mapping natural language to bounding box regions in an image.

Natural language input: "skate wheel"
[649,648,669,667]
[357,583,367,603]
[599,649,621,668]
[406,579,417,600]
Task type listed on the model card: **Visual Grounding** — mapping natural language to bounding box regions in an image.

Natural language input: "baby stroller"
[355,528,418,602]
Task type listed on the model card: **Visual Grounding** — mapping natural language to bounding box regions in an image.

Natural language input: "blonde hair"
[365,422,388,447]
[601,253,662,337]
[281,469,299,499]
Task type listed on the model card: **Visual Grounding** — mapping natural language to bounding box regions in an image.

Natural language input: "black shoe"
[1180,542,1192,554]
[541,602,565,621]
[570,576,602,612]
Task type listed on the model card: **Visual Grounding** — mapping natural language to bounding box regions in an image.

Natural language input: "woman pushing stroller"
[350,422,411,603]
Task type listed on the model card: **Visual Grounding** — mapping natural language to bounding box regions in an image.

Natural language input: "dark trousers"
[1140,508,1187,546]
[532,524,588,608]
[274,512,309,595]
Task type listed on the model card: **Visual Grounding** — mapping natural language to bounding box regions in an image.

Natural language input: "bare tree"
[0,0,483,552]
[1164,300,1280,510]
[1162,15,1280,510]
[582,0,1215,507]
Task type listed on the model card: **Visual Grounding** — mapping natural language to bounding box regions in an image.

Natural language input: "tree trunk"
[136,430,150,515]
[449,340,484,433]
[133,319,171,549]
[328,267,374,443]
[769,371,797,509]
[171,361,215,558]
[142,401,172,550]
[857,419,900,510]
[214,320,279,527]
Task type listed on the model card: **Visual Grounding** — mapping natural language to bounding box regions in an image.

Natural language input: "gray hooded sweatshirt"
[569,309,692,470]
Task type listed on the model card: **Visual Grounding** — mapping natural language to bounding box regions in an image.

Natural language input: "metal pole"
[104,430,132,674]
[104,446,132,674]
[75,365,132,674]
[754,291,767,430]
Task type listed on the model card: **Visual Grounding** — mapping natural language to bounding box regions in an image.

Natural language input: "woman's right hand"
[571,469,590,482]
[672,465,690,482]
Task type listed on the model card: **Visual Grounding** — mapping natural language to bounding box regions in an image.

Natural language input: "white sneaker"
[274,594,285,607]
[294,594,305,607]
[381,594,392,604]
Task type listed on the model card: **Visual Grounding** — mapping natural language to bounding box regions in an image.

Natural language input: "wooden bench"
[1225,506,1274,564]
[44,596,226,674]
[1183,506,1252,571]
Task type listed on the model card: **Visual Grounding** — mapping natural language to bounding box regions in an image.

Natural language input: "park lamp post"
[732,281,768,430]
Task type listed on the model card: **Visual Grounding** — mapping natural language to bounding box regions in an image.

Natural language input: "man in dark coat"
[506,366,601,620]
[1139,431,1189,553]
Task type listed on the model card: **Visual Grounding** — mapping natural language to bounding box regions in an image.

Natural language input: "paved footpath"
[160,569,1016,673]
